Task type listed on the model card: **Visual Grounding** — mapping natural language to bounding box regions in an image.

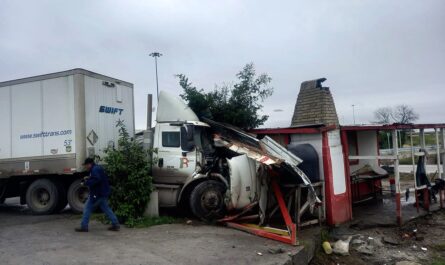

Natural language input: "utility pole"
[149,52,162,101]
[352,104,356,125]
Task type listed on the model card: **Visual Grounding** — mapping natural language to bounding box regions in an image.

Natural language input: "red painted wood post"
[423,188,430,211]
[439,189,444,209]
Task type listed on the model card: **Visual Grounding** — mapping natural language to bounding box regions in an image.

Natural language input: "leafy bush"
[104,120,153,224]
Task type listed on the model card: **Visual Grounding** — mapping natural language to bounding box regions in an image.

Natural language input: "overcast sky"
[1,0,444,129]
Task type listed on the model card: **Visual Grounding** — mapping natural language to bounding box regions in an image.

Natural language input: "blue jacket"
[85,164,111,198]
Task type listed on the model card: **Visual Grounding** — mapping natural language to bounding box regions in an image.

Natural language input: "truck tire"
[54,181,68,212]
[189,180,226,221]
[26,179,60,215]
[67,179,89,214]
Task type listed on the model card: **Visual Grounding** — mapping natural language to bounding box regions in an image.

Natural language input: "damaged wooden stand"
[221,178,298,246]
[295,182,323,229]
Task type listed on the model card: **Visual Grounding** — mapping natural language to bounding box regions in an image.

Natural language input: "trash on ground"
[322,241,333,254]
[332,236,352,256]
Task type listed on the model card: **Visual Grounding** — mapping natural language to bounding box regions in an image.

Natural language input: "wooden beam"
[348,155,397,160]
[436,129,442,179]
[392,129,402,225]
[410,130,416,179]
[442,129,445,179]
[419,129,425,149]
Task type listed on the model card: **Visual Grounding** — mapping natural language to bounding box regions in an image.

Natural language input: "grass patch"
[431,257,445,265]
[433,242,445,252]
[127,216,177,228]
[92,213,177,228]
[320,228,330,242]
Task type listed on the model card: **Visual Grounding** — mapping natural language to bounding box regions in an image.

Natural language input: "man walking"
[75,158,120,232]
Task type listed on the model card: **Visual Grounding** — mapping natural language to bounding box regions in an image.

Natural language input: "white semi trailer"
[0,69,134,214]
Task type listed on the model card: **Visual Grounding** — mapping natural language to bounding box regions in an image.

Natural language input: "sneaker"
[108,225,120,231]
[75,227,88,232]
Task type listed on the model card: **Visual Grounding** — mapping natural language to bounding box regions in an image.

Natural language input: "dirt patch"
[310,210,445,265]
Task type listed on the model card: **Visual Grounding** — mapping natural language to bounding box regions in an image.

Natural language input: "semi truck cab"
[148,92,228,219]
[147,92,320,221]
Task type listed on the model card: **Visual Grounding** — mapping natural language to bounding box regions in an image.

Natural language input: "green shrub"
[104,120,153,224]
[127,216,177,228]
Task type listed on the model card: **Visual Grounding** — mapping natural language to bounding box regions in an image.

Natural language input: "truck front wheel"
[26,179,60,215]
[67,179,89,214]
[189,180,226,221]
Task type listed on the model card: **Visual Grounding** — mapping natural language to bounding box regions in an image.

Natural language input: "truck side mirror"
[181,125,195,152]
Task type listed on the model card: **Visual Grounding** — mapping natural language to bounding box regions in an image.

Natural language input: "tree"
[177,63,273,129]
[374,107,393,124]
[373,105,419,124]
[392,104,419,124]
[373,104,419,147]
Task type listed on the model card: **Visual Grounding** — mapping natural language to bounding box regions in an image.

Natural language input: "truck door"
[152,123,196,184]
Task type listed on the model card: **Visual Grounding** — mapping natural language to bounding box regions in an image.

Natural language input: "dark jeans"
[80,196,119,229]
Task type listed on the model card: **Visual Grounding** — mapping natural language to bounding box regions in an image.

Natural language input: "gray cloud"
[1,0,444,129]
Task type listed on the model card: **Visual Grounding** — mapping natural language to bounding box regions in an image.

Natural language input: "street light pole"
[149,52,162,101]
[352,104,356,125]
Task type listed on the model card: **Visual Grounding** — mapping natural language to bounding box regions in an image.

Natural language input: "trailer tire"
[26,179,60,215]
[54,181,68,212]
[189,180,226,221]
[67,179,89,214]
[0,197,5,204]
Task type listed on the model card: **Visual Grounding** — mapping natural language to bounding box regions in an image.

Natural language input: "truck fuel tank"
[226,154,259,210]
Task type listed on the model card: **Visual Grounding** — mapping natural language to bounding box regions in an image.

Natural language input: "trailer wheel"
[26,179,60,215]
[189,180,226,221]
[67,179,89,214]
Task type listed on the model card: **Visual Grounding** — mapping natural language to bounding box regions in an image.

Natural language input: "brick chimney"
[290,78,339,127]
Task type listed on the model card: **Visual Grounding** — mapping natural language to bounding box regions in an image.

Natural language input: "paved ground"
[0,198,307,265]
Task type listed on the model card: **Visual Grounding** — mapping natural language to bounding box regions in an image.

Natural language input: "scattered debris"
[351,239,365,246]
[256,252,263,256]
[401,233,409,239]
[322,241,332,254]
[368,237,384,247]
[268,247,285,254]
[383,236,400,245]
[186,220,193,225]
[355,245,374,255]
[332,236,352,256]
[415,236,424,241]
[311,211,445,265]
[395,262,421,265]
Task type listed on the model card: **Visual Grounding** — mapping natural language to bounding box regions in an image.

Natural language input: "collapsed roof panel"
[205,118,321,206]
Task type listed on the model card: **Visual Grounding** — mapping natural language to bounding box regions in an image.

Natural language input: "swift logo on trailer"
[99,106,124,115]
